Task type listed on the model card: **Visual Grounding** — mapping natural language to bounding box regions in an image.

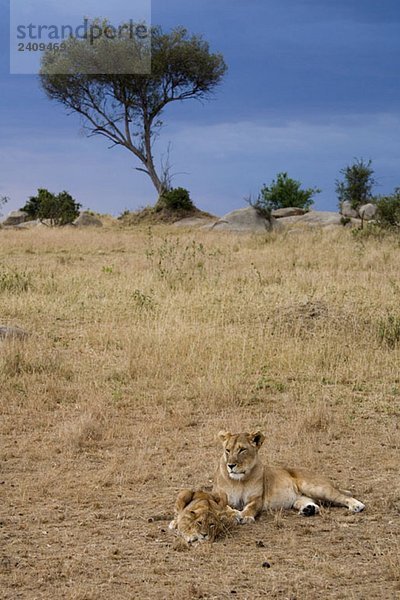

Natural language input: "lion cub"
[213,431,365,523]
[169,489,236,543]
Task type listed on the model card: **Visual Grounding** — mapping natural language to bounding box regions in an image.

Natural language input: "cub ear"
[211,491,228,508]
[175,489,195,513]
[218,431,231,444]
[248,431,265,448]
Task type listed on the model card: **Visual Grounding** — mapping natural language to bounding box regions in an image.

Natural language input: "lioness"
[213,431,365,523]
[169,489,236,543]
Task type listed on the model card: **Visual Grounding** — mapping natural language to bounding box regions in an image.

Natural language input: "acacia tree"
[22,188,81,226]
[40,25,227,203]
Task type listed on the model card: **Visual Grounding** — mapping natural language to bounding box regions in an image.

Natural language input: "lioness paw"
[348,499,365,513]
[238,515,256,524]
[299,504,319,517]
[234,510,256,524]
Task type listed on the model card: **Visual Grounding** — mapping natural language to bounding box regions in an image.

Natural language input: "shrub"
[157,187,195,212]
[254,172,319,214]
[336,158,376,211]
[21,189,81,225]
[375,189,400,229]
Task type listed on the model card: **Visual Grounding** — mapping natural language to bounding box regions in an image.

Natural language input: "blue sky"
[1,0,400,216]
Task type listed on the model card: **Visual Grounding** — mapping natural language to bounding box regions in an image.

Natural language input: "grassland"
[0,225,399,599]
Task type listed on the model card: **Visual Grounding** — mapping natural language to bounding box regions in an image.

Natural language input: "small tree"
[336,158,376,211]
[21,189,81,226]
[254,172,319,215]
[375,188,400,229]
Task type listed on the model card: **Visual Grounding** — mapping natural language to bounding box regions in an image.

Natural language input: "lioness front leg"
[227,498,263,524]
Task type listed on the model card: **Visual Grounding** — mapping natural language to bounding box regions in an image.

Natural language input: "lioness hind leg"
[295,473,365,513]
[293,496,320,516]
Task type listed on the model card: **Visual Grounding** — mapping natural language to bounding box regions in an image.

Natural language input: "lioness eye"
[225,449,230,455]
[239,448,247,454]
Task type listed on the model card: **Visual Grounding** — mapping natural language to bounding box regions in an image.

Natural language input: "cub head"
[169,489,228,543]
[218,430,265,481]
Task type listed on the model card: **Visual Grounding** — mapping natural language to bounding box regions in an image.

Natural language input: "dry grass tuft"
[57,408,106,452]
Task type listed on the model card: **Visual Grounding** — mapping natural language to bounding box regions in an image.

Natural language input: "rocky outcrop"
[2,210,29,227]
[358,203,377,221]
[74,212,103,227]
[277,210,345,227]
[207,207,274,232]
[271,207,307,218]
[340,201,358,219]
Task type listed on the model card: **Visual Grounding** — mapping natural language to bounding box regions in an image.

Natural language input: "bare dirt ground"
[0,226,399,599]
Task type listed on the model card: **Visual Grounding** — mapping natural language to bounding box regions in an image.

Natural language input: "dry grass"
[0,225,399,599]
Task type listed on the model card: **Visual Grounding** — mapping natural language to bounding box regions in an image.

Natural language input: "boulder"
[340,201,358,219]
[14,219,41,229]
[0,326,28,340]
[278,211,344,228]
[2,210,29,226]
[271,207,307,218]
[358,203,377,221]
[74,212,103,227]
[209,207,273,232]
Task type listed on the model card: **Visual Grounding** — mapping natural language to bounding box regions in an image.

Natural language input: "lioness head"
[169,489,230,543]
[218,430,265,480]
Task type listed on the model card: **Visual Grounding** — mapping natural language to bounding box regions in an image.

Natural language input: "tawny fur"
[169,489,236,543]
[213,431,365,523]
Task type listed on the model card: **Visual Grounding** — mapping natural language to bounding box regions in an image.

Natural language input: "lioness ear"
[218,431,231,444]
[175,489,195,512]
[249,431,265,448]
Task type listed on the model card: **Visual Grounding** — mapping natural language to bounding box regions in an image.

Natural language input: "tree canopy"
[40,24,227,201]
[254,172,320,214]
[336,158,376,210]
[22,189,81,226]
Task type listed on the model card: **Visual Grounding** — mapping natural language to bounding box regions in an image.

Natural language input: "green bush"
[254,172,319,215]
[375,189,400,229]
[21,189,81,226]
[336,158,376,211]
[158,187,195,211]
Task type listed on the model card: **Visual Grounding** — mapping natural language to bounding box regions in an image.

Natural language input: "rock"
[209,207,273,232]
[278,211,344,228]
[340,201,358,219]
[0,326,28,340]
[13,219,41,229]
[358,203,377,221]
[2,210,29,226]
[271,207,307,218]
[74,212,103,227]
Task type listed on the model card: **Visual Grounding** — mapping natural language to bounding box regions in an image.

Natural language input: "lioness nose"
[228,464,236,470]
